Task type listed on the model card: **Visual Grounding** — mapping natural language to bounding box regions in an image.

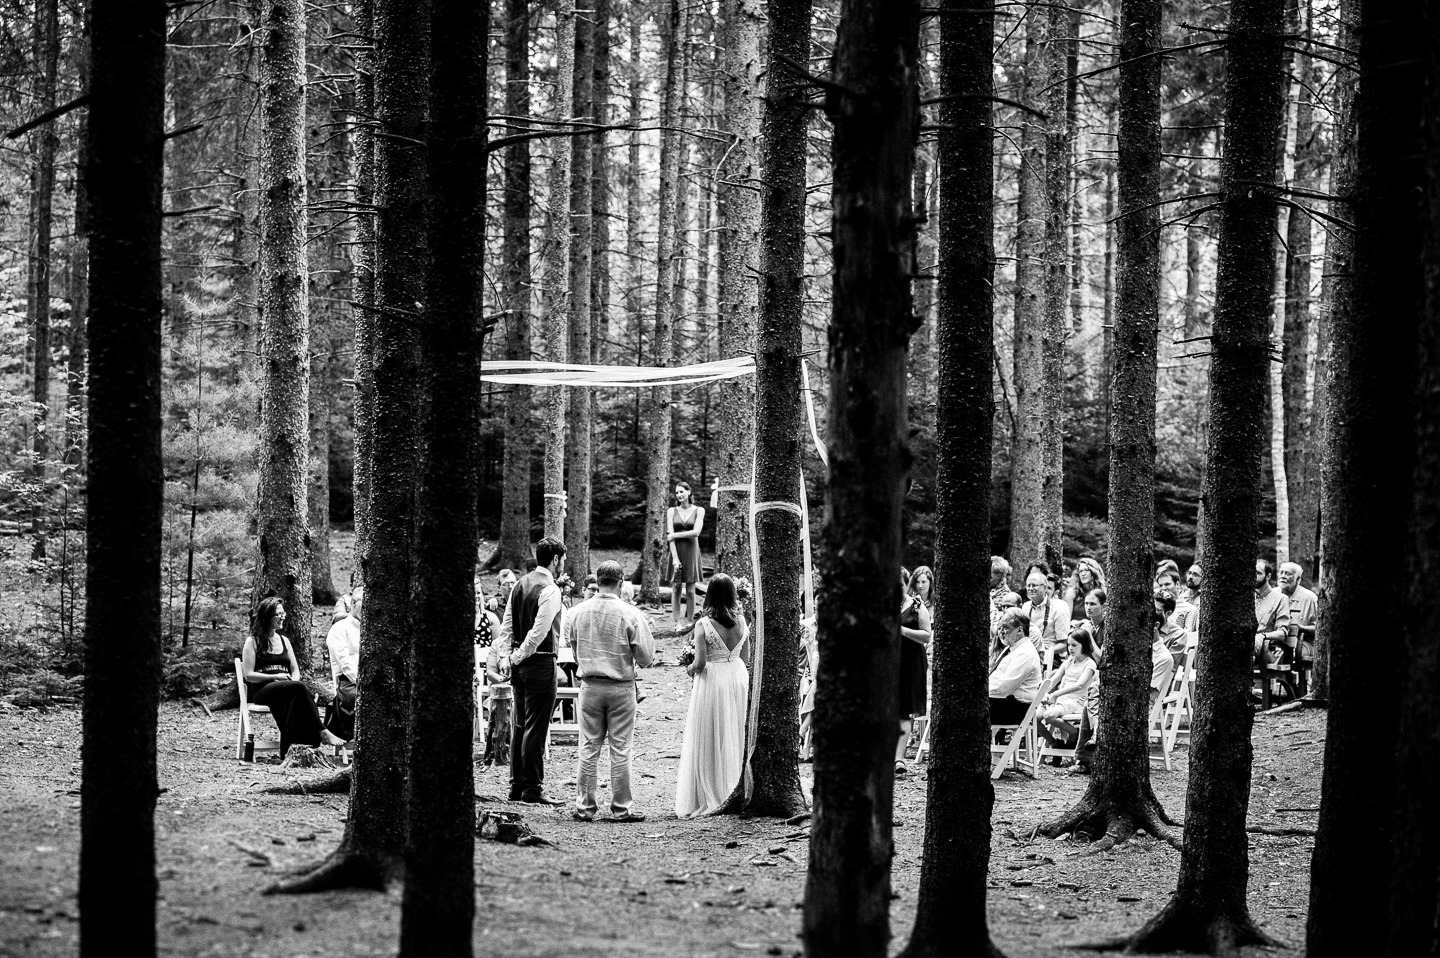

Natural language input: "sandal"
[895,761,908,776]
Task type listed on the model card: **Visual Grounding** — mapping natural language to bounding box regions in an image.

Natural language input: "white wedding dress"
[675,617,749,817]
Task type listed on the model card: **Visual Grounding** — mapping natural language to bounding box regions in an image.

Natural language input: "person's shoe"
[612,810,646,823]
[895,761,908,776]
[572,809,596,822]
[1067,763,1091,776]
[521,792,566,806]
[508,788,525,801]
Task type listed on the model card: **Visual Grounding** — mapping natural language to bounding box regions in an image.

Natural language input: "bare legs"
[671,580,696,628]
[895,718,913,768]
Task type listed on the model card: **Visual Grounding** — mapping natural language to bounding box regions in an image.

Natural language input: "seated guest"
[1039,623,1098,746]
[1150,611,1176,708]
[1020,563,1070,661]
[1154,588,1187,656]
[1083,588,1107,648]
[487,568,519,615]
[1063,557,1107,622]
[1181,563,1203,606]
[479,626,512,766]
[324,586,362,741]
[989,609,1042,725]
[1279,562,1318,661]
[1254,558,1291,666]
[244,597,345,757]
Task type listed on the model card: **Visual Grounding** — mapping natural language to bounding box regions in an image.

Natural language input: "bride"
[675,573,749,817]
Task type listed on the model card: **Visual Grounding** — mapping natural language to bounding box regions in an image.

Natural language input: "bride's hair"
[703,574,739,629]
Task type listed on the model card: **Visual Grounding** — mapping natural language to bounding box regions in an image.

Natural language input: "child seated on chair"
[480,636,513,766]
[1039,623,1097,746]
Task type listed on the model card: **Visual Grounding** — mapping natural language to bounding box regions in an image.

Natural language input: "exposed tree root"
[1116,896,1284,957]
[1245,824,1316,837]
[1040,792,1182,853]
[261,768,352,795]
[899,937,1007,958]
[262,842,400,895]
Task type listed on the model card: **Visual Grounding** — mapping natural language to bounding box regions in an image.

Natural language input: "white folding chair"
[234,658,282,761]
[990,695,1042,779]
[1033,671,1084,766]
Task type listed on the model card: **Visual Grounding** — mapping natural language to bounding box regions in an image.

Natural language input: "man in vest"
[495,536,567,805]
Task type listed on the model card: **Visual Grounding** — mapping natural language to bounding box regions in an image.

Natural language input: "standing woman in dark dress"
[895,575,933,774]
[665,481,705,629]
[242,597,344,757]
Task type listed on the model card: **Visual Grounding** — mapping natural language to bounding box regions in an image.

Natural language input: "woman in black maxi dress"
[895,588,932,773]
[242,597,344,757]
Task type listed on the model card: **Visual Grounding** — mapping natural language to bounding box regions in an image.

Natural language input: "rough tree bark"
[639,0,683,603]
[1039,0,1178,856]
[1305,0,1423,954]
[802,2,919,956]
[397,0,482,949]
[1038,0,1068,573]
[1280,0,1318,572]
[542,0,575,540]
[590,0,611,363]
[713,0,761,582]
[1389,7,1440,951]
[1308,0,1356,706]
[66,11,90,466]
[723,0,805,819]
[28,0,60,531]
[898,1,1003,954]
[565,5,595,582]
[79,4,165,955]
[255,0,314,670]
[307,74,346,606]
[267,0,423,894]
[1008,18,1047,569]
[1124,2,1286,952]
[351,0,377,575]
[495,0,533,571]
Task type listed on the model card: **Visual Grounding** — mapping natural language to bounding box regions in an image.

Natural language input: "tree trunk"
[29,0,59,495]
[803,3,919,956]
[256,0,315,671]
[496,0,533,571]
[899,1,1003,954]
[1100,166,1114,446]
[1390,6,1440,950]
[398,0,481,948]
[1305,0,1423,954]
[1126,2,1286,952]
[307,80,345,607]
[1038,1,1068,573]
[1040,0,1177,856]
[725,0,805,819]
[565,4,596,582]
[713,0,760,583]
[1308,0,1356,706]
[268,0,422,894]
[626,10,645,479]
[66,11,91,469]
[640,0,683,603]
[351,0,377,578]
[1281,4,1317,572]
[591,0,612,362]
[1007,17,1050,570]
[542,0,575,541]
[80,5,165,955]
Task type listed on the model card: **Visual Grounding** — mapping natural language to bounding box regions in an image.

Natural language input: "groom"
[495,536,567,805]
[567,561,655,821]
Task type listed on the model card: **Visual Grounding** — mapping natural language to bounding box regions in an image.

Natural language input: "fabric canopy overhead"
[480,355,755,388]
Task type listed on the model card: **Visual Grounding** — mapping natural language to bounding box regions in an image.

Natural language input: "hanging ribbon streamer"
[481,355,756,388]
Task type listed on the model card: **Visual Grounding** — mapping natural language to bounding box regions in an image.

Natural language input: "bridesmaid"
[895,574,933,775]
[665,480,705,628]
[242,597,344,757]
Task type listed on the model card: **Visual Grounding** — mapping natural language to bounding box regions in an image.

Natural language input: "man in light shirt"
[324,587,362,741]
[495,537,567,805]
[1020,564,1070,660]
[568,561,655,822]
[990,609,1043,725]
[1279,562,1319,661]
[1254,558,1291,666]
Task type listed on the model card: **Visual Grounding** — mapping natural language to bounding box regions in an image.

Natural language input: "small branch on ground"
[262,768,352,795]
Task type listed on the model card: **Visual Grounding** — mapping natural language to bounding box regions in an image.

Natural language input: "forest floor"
[0,540,1324,956]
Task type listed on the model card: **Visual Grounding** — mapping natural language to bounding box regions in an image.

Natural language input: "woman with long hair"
[1063,557,1107,620]
[908,565,935,612]
[895,570,933,774]
[665,480,706,628]
[242,597,343,757]
[675,573,749,817]
[1038,623,1099,748]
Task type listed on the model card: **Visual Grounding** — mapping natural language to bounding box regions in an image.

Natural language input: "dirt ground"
[0,541,1324,956]
[0,644,1321,957]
